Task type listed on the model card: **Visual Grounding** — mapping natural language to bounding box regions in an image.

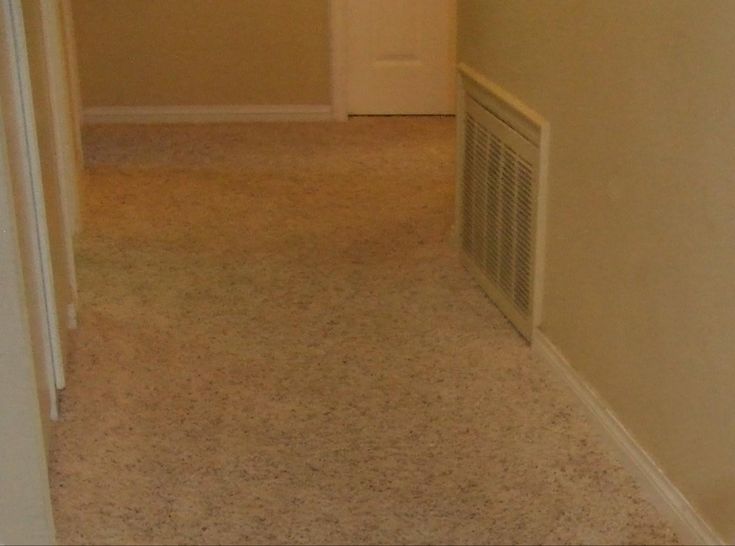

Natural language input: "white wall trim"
[6,0,63,414]
[59,0,84,172]
[532,330,724,546]
[83,104,335,125]
[329,0,348,121]
[40,0,79,309]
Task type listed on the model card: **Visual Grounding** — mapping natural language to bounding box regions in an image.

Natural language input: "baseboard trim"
[83,104,335,124]
[531,330,724,545]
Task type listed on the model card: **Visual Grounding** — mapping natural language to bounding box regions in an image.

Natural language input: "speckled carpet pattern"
[50,118,678,545]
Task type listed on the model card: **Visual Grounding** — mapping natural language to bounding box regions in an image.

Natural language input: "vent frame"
[456,65,548,341]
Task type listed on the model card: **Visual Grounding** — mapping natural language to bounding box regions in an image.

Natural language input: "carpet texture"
[50,118,678,544]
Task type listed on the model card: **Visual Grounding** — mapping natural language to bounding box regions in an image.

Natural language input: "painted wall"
[71,0,331,107]
[458,0,735,540]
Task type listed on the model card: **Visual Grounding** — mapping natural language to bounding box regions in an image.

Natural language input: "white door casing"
[0,88,57,546]
[40,0,80,305]
[0,0,63,419]
[344,0,456,115]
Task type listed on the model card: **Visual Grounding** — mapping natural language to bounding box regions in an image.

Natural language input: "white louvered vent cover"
[460,95,540,340]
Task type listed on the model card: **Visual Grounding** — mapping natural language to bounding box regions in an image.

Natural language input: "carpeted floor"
[50,118,678,545]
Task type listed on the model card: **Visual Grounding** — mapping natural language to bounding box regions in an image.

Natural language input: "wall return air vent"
[457,69,545,341]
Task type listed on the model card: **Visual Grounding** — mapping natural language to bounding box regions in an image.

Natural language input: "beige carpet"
[50,118,678,545]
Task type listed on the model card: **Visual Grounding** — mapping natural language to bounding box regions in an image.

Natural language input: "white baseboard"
[532,330,724,545]
[83,104,335,124]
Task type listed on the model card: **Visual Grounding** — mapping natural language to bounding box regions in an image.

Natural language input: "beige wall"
[459,0,735,540]
[71,0,331,107]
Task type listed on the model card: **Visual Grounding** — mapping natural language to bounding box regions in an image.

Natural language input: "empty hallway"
[49,118,678,544]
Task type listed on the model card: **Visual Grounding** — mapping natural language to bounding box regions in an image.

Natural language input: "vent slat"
[460,96,540,338]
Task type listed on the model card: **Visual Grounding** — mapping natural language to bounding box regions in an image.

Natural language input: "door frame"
[329,0,348,121]
[0,85,57,546]
[59,0,84,174]
[2,0,65,410]
[40,0,79,308]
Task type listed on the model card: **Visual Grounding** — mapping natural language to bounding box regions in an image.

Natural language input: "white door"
[346,0,456,115]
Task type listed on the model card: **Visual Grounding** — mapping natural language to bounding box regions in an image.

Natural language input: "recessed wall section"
[71,0,331,108]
